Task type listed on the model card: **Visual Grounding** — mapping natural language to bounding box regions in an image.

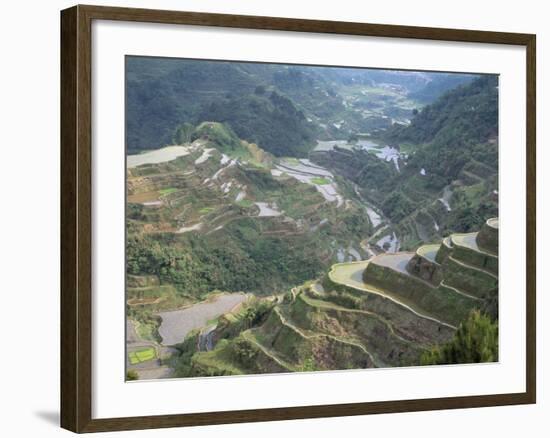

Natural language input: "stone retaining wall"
[442,257,498,299]
[476,218,498,254]
[451,243,498,276]
[435,238,453,264]
[406,253,442,285]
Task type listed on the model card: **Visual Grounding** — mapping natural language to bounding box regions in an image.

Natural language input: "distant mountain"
[197,91,318,157]
[408,73,477,103]
[386,75,498,147]
[311,74,498,248]
[126,57,476,155]
[126,58,262,153]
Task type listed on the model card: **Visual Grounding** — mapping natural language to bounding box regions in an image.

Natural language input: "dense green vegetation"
[127,306,162,342]
[171,330,201,377]
[388,76,498,196]
[126,58,499,379]
[126,58,259,151]
[380,191,416,222]
[386,75,498,147]
[191,121,243,153]
[126,221,326,298]
[126,370,139,381]
[172,122,194,144]
[421,310,498,365]
[198,91,317,157]
[171,297,278,377]
[311,75,498,241]
[126,58,318,156]
[126,56,478,154]
[445,183,499,233]
[126,123,374,299]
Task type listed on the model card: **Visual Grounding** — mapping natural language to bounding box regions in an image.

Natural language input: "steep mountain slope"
[408,73,478,103]
[125,61,499,379]
[198,90,317,157]
[126,123,373,299]
[310,75,498,249]
[170,219,498,377]
[386,75,498,146]
[126,57,478,155]
[126,58,321,155]
[126,58,261,152]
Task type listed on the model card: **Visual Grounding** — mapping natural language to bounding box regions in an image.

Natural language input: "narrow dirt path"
[242,331,295,370]
[273,307,379,367]
[299,293,414,346]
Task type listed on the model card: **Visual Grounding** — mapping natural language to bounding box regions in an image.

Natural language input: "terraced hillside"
[360,218,497,326]
[168,219,498,376]
[311,141,498,252]
[126,123,387,378]
[127,122,376,300]
[125,60,499,380]
[310,76,499,251]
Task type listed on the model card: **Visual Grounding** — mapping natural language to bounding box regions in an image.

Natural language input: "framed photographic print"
[60,4,536,433]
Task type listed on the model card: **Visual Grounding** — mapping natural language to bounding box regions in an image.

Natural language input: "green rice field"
[128,347,157,364]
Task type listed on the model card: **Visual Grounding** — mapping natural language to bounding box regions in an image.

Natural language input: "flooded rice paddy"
[127,145,191,168]
[157,293,247,345]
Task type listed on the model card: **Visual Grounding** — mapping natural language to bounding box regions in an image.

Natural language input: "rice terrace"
[125,57,499,380]
[128,347,156,365]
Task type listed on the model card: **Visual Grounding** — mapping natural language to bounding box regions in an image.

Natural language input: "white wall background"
[0,0,546,436]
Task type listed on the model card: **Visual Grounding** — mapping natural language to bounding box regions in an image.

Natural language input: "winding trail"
[242,331,295,370]
[300,292,414,346]
[273,307,379,367]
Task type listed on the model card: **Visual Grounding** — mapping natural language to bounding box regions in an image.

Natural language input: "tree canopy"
[421,311,498,365]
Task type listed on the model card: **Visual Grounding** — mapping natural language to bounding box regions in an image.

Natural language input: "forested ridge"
[198,90,317,157]
[126,57,477,156]
[386,75,498,147]
[310,75,498,247]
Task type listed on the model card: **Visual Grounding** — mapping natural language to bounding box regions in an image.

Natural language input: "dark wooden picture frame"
[61,4,536,433]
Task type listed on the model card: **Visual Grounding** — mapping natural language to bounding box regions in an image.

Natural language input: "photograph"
[125,57,499,381]
[0,0,543,435]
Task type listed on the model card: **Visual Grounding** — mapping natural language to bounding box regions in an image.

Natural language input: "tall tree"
[421,310,498,365]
